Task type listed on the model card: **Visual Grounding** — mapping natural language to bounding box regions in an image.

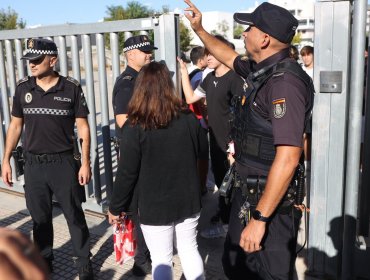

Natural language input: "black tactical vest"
[230,61,314,171]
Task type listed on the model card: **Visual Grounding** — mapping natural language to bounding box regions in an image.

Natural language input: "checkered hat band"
[26,49,58,55]
[123,41,151,52]
[23,108,72,116]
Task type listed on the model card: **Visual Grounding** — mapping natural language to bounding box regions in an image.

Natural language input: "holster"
[12,146,25,177]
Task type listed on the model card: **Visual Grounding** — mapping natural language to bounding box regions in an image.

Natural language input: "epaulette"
[16,76,29,86]
[66,76,80,86]
[122,75,133,81]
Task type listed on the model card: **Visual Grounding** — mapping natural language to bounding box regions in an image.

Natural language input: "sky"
[1,0,257,27]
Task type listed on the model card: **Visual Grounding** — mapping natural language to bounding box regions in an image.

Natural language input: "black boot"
[77,260,94,280]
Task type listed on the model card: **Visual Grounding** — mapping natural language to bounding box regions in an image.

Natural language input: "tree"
[0,7,26,30]
[211,20,229,37]
[179,21,192,53]
[234,25,244,39]
[104,1,155,51]
[292,32,302,45]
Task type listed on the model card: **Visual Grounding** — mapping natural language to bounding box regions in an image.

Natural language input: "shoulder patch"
[272,98,286,119]
[66,76,80,86]
[122,75,133,81]
[16,76,29,86]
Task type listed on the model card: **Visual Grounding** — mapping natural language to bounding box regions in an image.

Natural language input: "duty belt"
[234,172,296,214]
[24,150,73,164]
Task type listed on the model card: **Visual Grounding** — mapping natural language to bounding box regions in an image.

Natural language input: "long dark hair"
[128,61,184,129]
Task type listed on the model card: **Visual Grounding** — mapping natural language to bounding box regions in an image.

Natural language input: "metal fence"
[0,14,181,213]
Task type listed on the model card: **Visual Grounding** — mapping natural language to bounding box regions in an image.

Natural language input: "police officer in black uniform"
[111,35,157,276]
[1,38,94,280]
[184,1,314,279]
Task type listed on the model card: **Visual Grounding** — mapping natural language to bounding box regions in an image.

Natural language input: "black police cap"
[21,38,58,61]
[123,35,157,53]
[234,2,298,44]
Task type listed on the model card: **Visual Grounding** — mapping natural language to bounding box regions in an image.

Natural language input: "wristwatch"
[252,210,270,222]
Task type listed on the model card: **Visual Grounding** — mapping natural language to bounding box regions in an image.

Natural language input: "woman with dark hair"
[108,61,205,280]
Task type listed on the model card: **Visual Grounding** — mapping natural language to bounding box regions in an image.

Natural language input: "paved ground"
[1,185,369,280]
[0,186,225,280]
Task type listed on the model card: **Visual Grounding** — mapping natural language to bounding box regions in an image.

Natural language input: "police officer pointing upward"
[111,35,157,276]
[184,1,314,279]
[1,38,94,280]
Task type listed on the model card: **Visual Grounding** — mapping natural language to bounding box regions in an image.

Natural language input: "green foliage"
[292,32,302,45]
[0,7,25,30]
[104,1,155,50]
[234,25,244,39]
[179,21,192,52]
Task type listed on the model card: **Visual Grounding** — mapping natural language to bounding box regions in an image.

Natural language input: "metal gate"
[0,14,181,213]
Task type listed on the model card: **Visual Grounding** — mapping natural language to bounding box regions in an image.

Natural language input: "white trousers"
[140,212,205,280]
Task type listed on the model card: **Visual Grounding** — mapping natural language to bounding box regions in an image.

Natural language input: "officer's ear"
[49,55,58,67]
[261,33,270,48]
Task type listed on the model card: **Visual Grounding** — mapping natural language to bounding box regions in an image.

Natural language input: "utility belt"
[220,163,304,215]
[24,150,73,164]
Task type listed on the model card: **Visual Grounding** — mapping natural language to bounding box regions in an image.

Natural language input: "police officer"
[1,38,94,280]
[184,1,314,279]
[111,35,157,276]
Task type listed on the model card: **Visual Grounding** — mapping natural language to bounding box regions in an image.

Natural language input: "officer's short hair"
[190,46,205,65]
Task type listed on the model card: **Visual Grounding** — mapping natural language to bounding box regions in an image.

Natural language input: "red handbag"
[113,216,136,264]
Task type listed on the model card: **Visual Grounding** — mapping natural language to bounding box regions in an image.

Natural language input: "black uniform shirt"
[112,65,138,116]
[12,74,89,154]
[233,48,311,176]
[196,70,245,152]
[112,65,138,139]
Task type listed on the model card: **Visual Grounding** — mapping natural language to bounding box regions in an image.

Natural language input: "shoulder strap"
[17,76,29,86]
[189,68,202,80]
[66,76,80,86]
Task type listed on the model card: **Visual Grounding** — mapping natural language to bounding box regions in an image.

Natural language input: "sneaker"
[200,223,228,239]
[132,261,152,276]
[78,261,94,280]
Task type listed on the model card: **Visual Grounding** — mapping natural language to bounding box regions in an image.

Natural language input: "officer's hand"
[184,0,204,33]
[1,161,13,187]
[239,219,266,253]
[78,163,91,185]
[0,228,49,280]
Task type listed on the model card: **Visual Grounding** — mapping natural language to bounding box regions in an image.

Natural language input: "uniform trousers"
[222,188,300,280]
[209,128,230,224]
[23,152,91,266]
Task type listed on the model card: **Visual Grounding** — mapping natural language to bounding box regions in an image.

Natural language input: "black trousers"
[131,213,151,265]
[209,129,230,224]
[222,188,301,280]
[24,153,91,266]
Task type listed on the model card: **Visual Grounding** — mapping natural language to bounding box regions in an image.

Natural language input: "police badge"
[272,98,286,119]
[25,92,32,103]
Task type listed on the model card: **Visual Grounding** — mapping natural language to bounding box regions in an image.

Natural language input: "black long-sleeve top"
[109,111,202,225]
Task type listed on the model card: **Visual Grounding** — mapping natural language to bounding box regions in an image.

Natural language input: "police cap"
[21,38,58,61]
[123,35,157,53]
[234,2,298,44]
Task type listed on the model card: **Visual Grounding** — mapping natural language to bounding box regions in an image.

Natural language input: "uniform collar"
[125,65,139,77]
[254,48,290,71]
[30,72,63,93]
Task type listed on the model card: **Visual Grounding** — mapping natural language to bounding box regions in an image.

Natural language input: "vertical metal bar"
[359,34,370,237]
[70,35,81,82]
[82,34,101,203]
[57,36,68,76]
[0,41,11,130]
[0,105,4,160]
[124,32,133,41]
[5,40,16,95]
[157,14,180,91]
[14,39,25,80]
[342,0,367,278]
[308,1,351,278]
[96,33,113,203]
[110,32,120,83]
